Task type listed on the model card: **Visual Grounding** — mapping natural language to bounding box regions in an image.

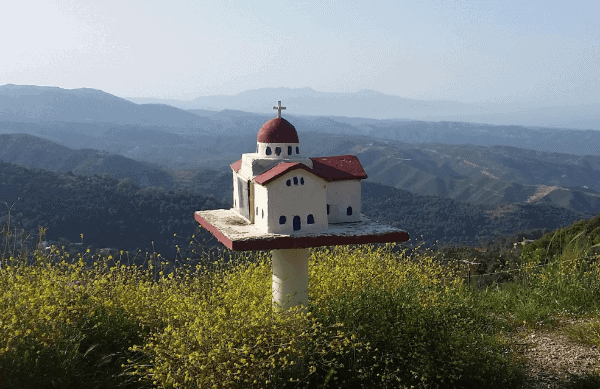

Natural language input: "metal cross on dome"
[273,101,286,118]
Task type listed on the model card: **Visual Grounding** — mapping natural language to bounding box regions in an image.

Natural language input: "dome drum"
[257,142,301,158]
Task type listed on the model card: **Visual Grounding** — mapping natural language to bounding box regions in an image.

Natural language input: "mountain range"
[1,84,600,251]
[125,86,600,131]
[0,84,207,131]
[3,85,600,161]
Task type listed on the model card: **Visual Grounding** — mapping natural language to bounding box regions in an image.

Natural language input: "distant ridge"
[0,84,209,132]
[0,133,174,187]
[127,87,477,119]
[125,86,600,131]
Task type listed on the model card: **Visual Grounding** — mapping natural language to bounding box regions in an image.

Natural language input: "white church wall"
[264,171,327,234]
[253,183,269,233]
[232,171,239,211]
[326,180,362,223]
[235,173,250,220]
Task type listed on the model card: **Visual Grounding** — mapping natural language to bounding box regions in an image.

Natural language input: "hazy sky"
[3,0,599,105]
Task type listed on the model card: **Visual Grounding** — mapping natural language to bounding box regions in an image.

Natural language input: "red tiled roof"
[251,155,367,185]
[310,155,368,182]
[230,159,242,173]
[257,118,299,143]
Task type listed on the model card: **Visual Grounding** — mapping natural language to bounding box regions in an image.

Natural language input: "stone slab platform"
[194,209,410,251]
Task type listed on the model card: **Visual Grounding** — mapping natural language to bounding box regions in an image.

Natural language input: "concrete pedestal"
[272,248,309,309]
[194,209,409,311]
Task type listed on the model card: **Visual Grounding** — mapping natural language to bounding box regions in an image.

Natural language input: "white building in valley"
[231,101,367,234]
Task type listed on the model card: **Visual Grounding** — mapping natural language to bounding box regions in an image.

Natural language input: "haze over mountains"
[3,84,600,160]
[1,83,600,250]
[126,86,600,131]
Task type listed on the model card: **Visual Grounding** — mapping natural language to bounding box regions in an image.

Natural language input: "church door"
[293,215,301,231]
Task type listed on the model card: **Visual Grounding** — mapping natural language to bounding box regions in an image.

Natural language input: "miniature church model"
[195,101,409,309]
[231,101,365,234]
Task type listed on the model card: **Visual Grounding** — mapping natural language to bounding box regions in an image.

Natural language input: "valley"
[1,84,599,255]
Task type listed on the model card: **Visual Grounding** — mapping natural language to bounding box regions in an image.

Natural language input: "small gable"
[253,155,368,186]
[254,162,314,185]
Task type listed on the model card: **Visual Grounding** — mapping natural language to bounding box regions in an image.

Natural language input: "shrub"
[135,254,323,388]
[1,234,523,388]
[126,244,523,388]
[0,253,149,388]
[306,245,521,389]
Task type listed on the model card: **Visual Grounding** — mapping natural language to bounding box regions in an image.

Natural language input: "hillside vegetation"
[0,134,174,188]
[0,160,592,255]
[2,213,600,388]
[362,182,591,246]
[0,161,223,255]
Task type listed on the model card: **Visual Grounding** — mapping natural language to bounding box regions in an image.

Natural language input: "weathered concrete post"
[272,248,310,309]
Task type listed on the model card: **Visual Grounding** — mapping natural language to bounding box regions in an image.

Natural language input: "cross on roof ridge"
[273,101,286,118]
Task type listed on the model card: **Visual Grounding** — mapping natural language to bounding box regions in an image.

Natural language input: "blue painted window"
[288,146,292,155]
[275,147,281,156]
[293,177,298,185]
[347,206,353,216]
[286,179,291,186]
[266,147,272,155]
[293,215,301,231]
[296,146,299,154]
[307,214,315,224]
[279,216,286,224]
[300,177,304,185]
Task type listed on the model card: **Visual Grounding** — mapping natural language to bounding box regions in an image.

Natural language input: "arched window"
[296,147,299,154]
[279,216,286,224]
[293,216,301,231]
[275,147,281,156]
[347,206,353,216]
[300,177,304,185]
[293,177,298,185]
[288,146,292,155]
[307,214,315,224]
[266,146,272,155]
[286,179,291,186]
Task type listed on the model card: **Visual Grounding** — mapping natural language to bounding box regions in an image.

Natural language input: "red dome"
[257,118,299,143]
